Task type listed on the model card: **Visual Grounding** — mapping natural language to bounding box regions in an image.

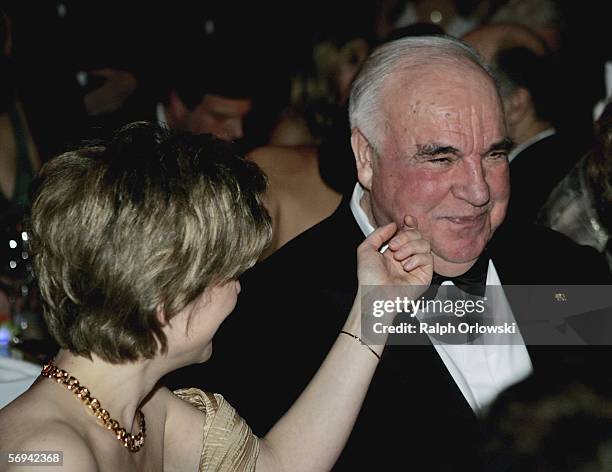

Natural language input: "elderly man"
[166,36,610,470]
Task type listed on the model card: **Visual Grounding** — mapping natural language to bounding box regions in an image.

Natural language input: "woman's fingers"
[359,222,397,253]
[387,228,422,250]
[391,238,430,261]
[381,216,433,285]
[401,253,433,272]
[358,216,433,287]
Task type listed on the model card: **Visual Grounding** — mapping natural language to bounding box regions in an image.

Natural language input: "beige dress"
[173,388,259,472]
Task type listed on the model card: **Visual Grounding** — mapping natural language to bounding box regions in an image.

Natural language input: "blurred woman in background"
[249,30,369,258]
[0,8,40,215]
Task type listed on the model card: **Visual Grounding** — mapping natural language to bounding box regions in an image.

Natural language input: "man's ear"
[351,128,376,191]
[506,87,531,129]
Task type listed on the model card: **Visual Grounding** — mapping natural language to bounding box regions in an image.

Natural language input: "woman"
[0,8,40,213]
[0,8,41,350]
[248,30,370,259]
[538,101,612,271]
[0,122,432,471]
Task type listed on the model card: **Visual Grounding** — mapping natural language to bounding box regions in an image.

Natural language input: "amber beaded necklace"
[41,362,146,452]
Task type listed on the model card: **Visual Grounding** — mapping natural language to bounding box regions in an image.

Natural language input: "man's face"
[186,94,252,141]
[361,65,510,275]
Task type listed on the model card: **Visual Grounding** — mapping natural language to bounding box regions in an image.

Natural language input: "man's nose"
[452,158,490,206]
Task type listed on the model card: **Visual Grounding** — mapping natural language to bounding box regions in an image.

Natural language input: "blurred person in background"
[0,8,41,345]
[374,0,562,48]
[539,101,612,272]
[158,47,254,145]
[0,7,39,214]
[482,371,612,471]
[2,1,164,161]
[247,22,370,258]
[463,22,582,224]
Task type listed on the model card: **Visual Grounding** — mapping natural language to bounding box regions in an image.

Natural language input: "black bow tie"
[429,249,490,297]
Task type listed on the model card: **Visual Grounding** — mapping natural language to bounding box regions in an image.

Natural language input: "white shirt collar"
[350,183,375,237]
[508,128,556,163]
[156,103,168,128]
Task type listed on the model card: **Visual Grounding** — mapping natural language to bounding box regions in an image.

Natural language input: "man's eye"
[489,152,508,160]
[429,157,452,164]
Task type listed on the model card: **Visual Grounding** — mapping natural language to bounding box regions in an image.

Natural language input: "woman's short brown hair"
[30,122,271,363]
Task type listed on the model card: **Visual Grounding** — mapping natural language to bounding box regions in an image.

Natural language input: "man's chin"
[431,245,485,275]
[434,227,490,259]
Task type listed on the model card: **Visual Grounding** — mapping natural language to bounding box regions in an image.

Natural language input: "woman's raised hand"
[357,215,434,289]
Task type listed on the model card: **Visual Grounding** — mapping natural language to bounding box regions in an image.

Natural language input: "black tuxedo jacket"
[165,199,611,470]
[507,132,583,225]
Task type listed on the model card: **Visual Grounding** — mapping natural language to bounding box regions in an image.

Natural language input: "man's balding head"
[349,35,496,152]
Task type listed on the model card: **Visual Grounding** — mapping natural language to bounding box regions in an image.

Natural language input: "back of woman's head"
[30,122,271,363]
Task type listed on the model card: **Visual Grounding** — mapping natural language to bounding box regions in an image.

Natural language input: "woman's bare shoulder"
[247,145,318,177]
[155,386,207,428]
[154,386,206,472]
[0,404,97,471]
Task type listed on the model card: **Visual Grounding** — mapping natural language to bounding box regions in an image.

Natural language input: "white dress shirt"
[350,183,533,413]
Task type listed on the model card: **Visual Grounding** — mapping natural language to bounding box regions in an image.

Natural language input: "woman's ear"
[156,305,169,327]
